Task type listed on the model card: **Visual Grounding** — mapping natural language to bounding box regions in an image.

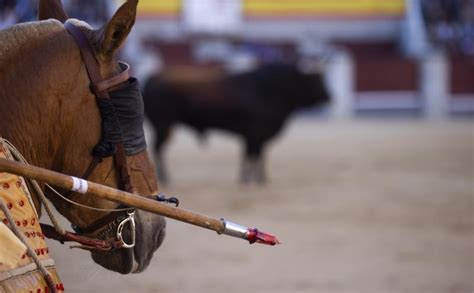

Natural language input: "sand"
[45,118,474,293]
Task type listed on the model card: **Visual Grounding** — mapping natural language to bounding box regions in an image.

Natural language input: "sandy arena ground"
[45,118,473,293]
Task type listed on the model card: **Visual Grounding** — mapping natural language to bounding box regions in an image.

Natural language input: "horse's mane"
[0,20,64,63]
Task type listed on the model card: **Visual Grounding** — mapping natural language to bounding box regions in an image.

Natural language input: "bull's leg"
[241,140,266,185]
[240,156,253,184]
[254,155,267,184]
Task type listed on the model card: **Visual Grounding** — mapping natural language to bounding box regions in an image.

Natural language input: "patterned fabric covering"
[0,140,64,292]
[0,221,26,270]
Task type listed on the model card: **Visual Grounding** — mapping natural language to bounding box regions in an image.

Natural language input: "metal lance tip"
[220,220,281,246]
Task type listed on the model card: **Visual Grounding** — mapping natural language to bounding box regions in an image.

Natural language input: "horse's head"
[33,0,166,274]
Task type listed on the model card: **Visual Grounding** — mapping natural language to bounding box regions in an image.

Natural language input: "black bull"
[143,63,330,184]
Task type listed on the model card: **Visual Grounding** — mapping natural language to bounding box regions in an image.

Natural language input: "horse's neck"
[0,20,65,76]
[0,20,88,170]
[0,21,118,226]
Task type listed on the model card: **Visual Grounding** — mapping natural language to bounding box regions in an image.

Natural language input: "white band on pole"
[71,176,88,194]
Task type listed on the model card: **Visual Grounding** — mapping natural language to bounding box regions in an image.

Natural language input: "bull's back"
[143,71,260,135]
[142,65,301,140]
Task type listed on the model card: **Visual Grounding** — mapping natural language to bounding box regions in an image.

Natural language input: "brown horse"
[0,0,166,274]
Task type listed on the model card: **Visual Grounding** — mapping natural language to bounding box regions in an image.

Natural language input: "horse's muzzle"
[91,210,166,274]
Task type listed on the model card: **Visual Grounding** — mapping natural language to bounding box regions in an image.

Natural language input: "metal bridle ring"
[116,210,136,249]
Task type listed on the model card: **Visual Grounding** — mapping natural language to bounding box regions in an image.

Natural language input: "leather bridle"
[65,22,133,192]
[59,21,136,248]
[41,21,177,252]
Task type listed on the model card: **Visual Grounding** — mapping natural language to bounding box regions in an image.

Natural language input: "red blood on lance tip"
[247,228,281,246]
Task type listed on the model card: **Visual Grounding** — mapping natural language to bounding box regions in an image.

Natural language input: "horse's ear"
[38,0,69,22]
[98,0,138,56]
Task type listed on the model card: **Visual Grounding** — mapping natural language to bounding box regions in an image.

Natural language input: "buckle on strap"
[116,210,136,249]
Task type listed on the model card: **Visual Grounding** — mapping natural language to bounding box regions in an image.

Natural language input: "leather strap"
[41,224,123,252]
[115,143,133,192]
[64,21,134,235]
[73,206,128,235]
[64,21,133,194]
[64,22,130,96]
[81,156,102,180]
[64,22,103,92]
[91,62,130,94]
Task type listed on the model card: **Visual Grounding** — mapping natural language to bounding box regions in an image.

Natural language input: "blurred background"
[2,0,474,116]
[2,0,473,292]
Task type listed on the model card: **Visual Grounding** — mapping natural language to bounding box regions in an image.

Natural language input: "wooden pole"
[0,158,225,233]
[0,158,280,245]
